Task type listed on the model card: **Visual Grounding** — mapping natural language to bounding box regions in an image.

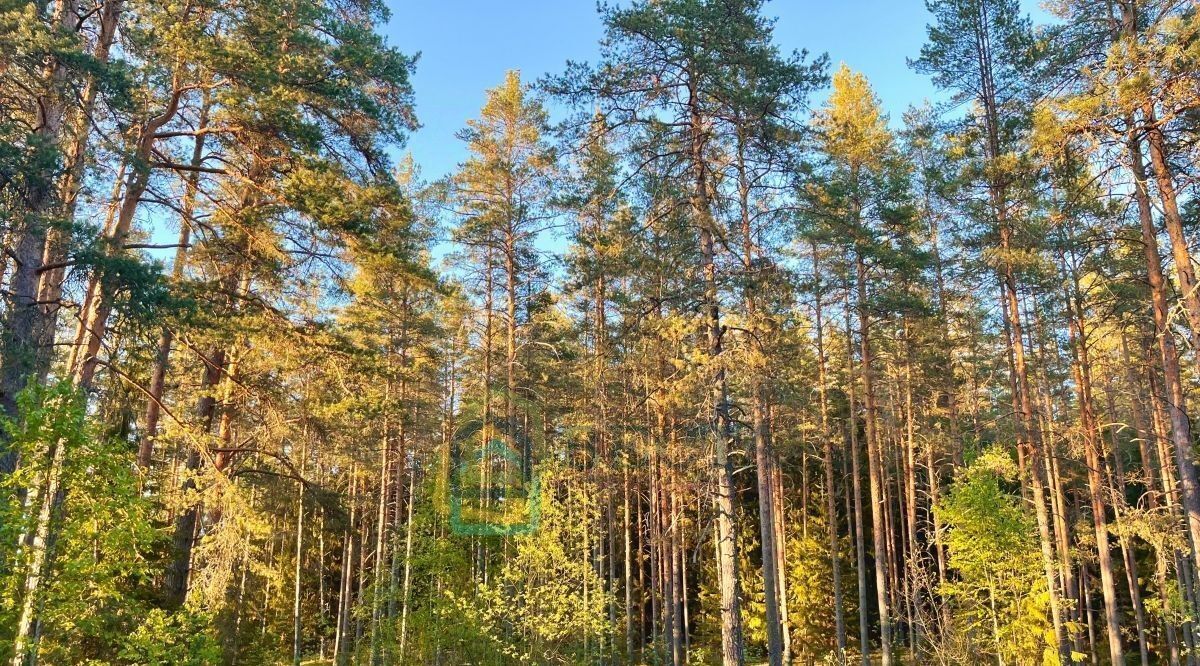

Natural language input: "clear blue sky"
[385,0,1052,181]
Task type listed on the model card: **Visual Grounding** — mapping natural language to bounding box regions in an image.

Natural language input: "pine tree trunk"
[772,459,792,662]
[737,138,784,666]
[68,80,186,390]
[369,387,392,666]
[929,210,963,469]
[140,93,211,469]
[0,0,81,458]
[163,345,227,604]
[30,0,125,400]
[1104,396,1151,666]
[668,468,684,666]
[292,445,306,666]
[1115,3,1200,595]
[901,324,921,653]
[1126,113,1200,601]
[999,258,1069,661]
[813,242,847,656]
[1063,251,1124,665]
[318,505,327,660]
[398,460,416,662]
[689,77,743,665]
[856,250,892,666]
[334,470,358,666]
[968,2,1070,654]
[845,285,871,666]
[625,470,635,660]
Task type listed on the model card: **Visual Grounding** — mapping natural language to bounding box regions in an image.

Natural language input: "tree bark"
[689,74,743,666]
[1063,248,1124,665]
[0,0,81,462]
[737,132,784,666]
[845,284,871,666]
[856,249,893,666]
[813,242,847,657]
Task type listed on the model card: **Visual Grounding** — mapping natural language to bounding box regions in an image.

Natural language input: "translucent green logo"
[447,398,544,536]
[449,438,541,536]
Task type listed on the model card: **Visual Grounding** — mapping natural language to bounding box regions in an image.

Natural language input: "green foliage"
[438,466,613,664]
[115,608,221,666]
[784,512,857,662]
[0,382,180,664]
[936,447,1061,665]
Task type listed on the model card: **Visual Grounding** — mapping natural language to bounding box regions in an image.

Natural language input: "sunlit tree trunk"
[292,444,307,666]
[856,248,892,666]
[812,242,847,656]
[689,76,743,666]
[1063,247,1123,665]
[845,284,871,666]
[141,93,211,469]
[0,0,81,454]
[736,132,784,666]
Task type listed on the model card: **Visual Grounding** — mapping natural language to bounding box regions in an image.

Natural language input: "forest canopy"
[1,0,1199,664]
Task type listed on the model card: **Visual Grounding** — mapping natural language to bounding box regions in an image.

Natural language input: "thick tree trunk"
[0,0,81,463]
[34,0,126,370]
[689,76,743,666]
[1116,0,1200,592]
[1126,115,1200,585]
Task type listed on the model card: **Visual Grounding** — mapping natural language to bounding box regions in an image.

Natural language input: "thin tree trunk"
[163,345,227,605]
[813,242,847,657]
[369,383,392,666]
[846,284,871,666]
[334,470,358,666]
[398,459,416,662]
[67,78,186,390]
[772,455,792,663]
[625,469,635,660]
[292,444,307,666]
[999,271,1069,660]
[736,135,784,666]
[1104,393,1151,666]
[1063,248,1124,665]
[856,249,892,666]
